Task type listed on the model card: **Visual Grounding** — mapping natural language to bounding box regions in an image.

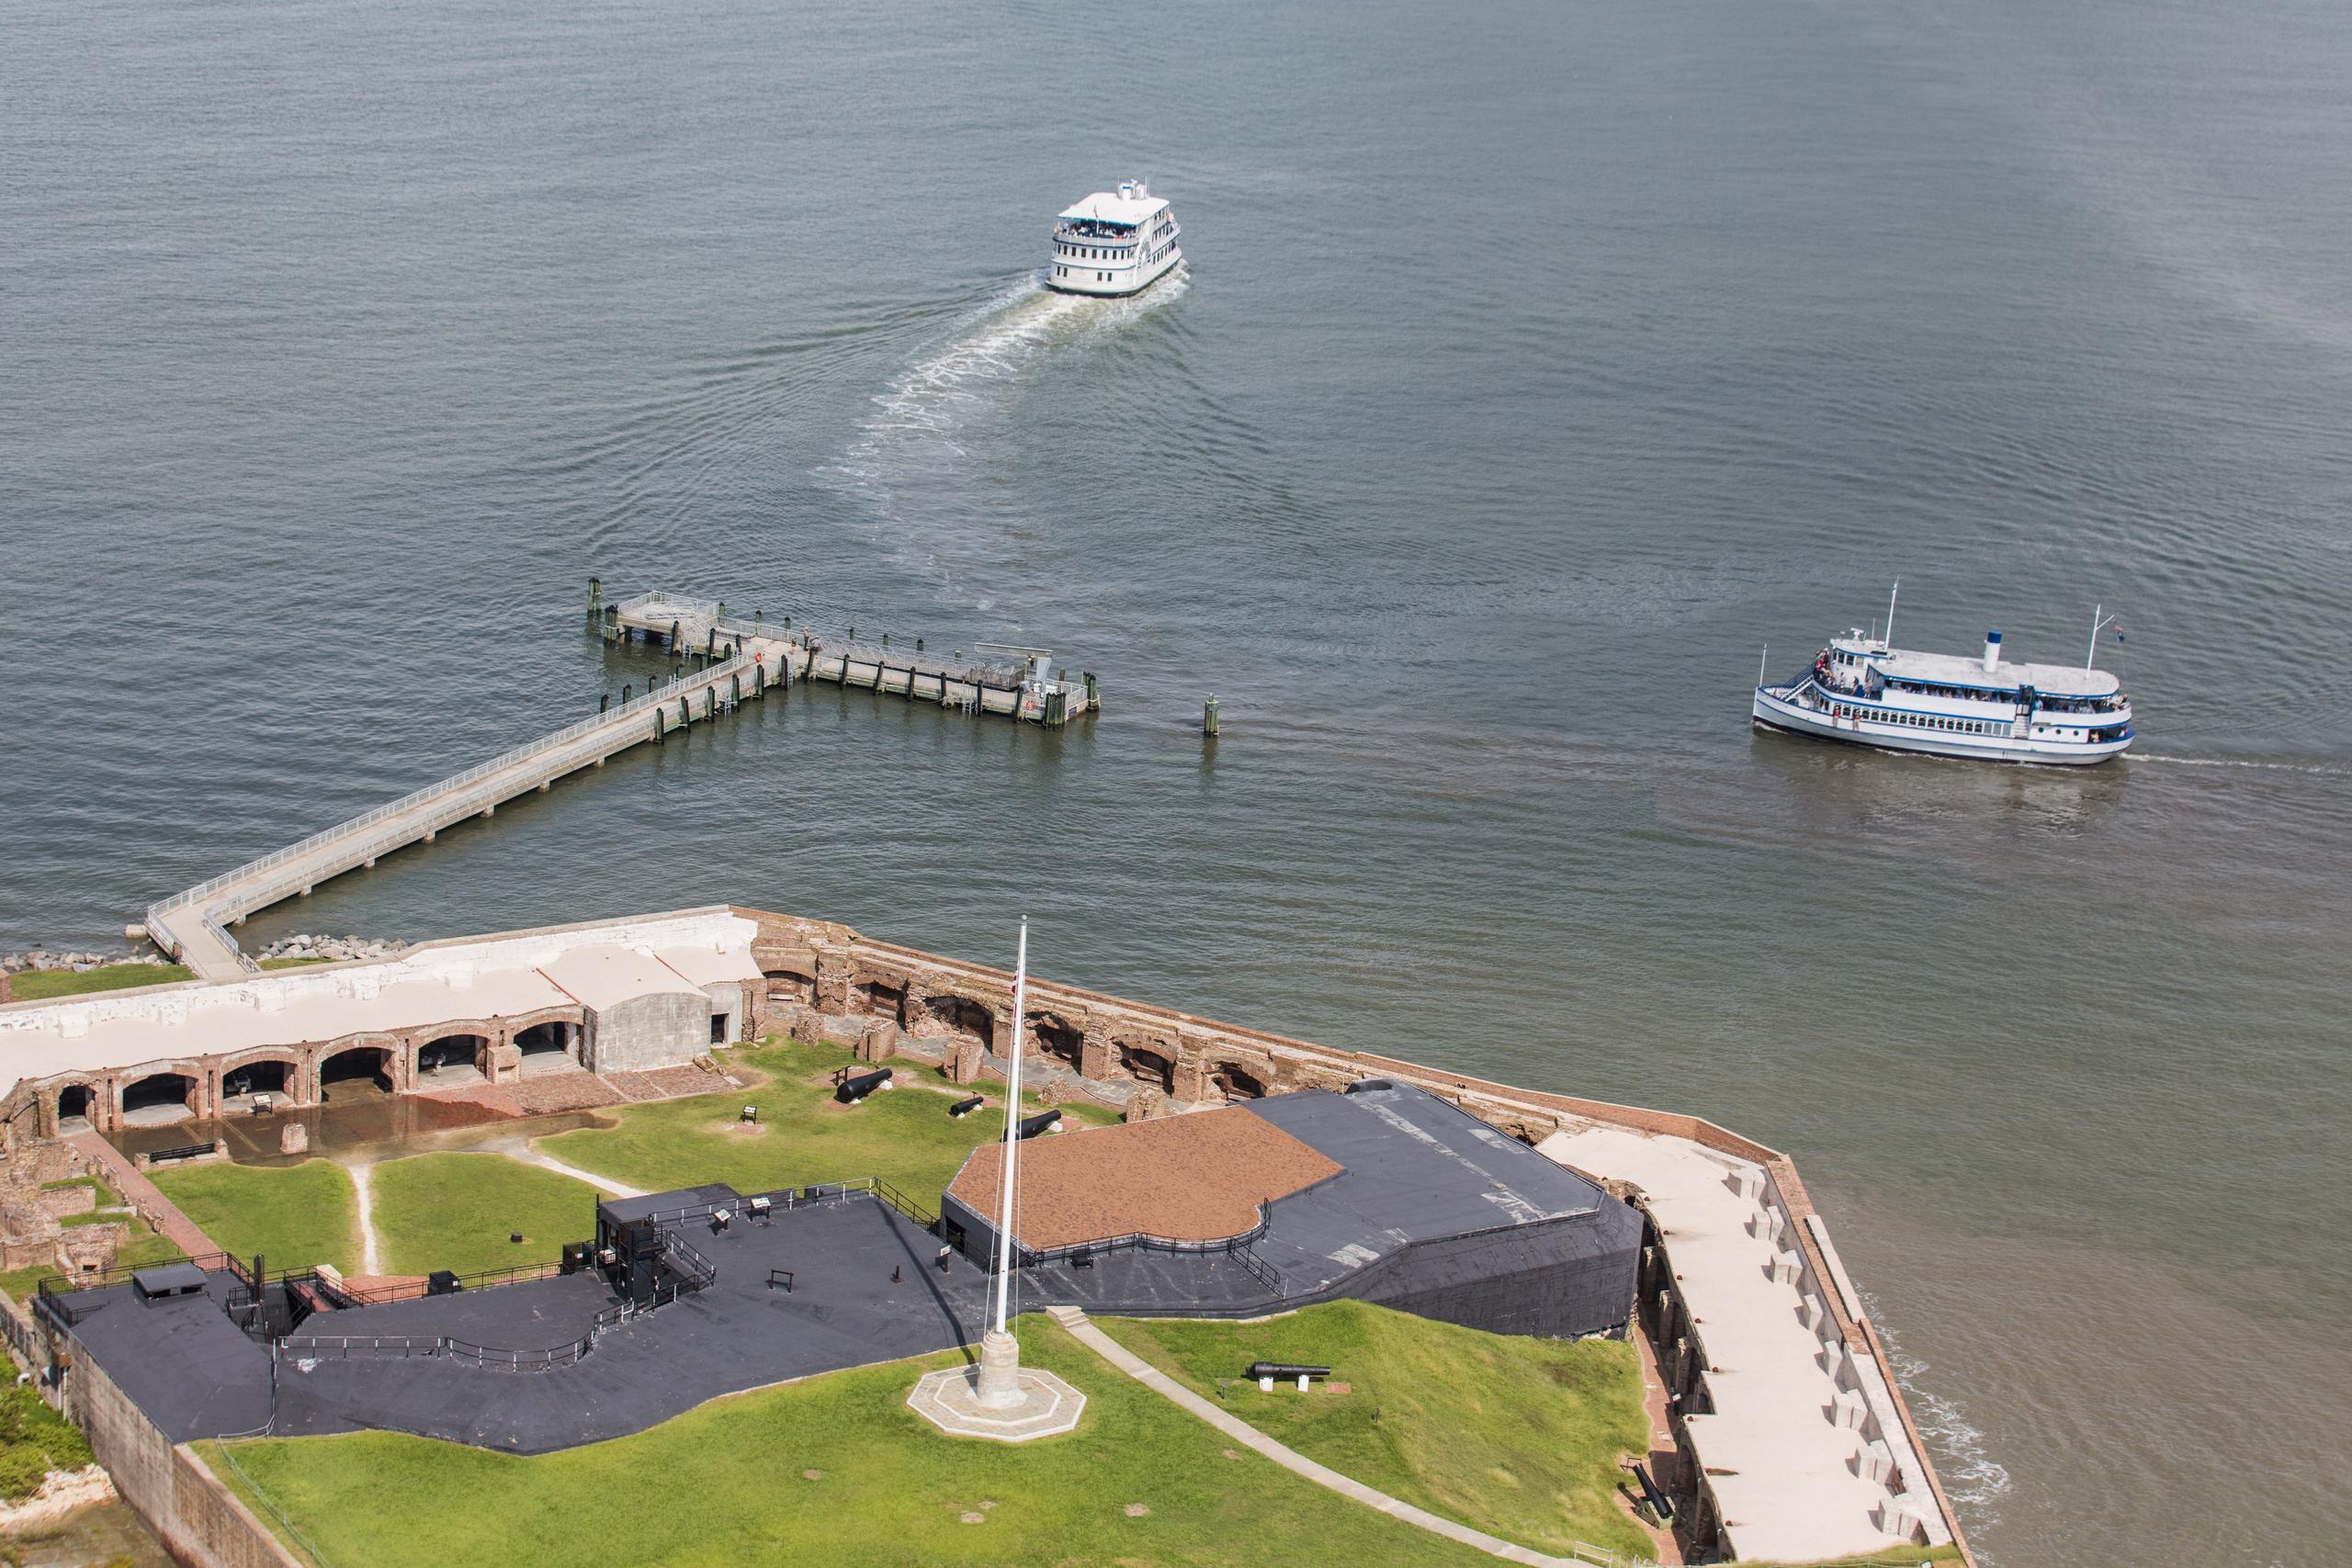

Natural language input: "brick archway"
[1026,1011,1084,1069]
[854,978,906,1022]
[922,995,994,1055]
[319,1043,395,1099]
[416,1032,490,1080]
[220,1056,299,1110]
[1207,1061,1269,1101]
[1116,1042,1175,1093]
[53,1081,98,1134]
[121,1069,200,1125]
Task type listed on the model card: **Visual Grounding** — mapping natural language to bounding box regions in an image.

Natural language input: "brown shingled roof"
[947,1105,1342,1252]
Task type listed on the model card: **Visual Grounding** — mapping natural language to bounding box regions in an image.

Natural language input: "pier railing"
[143,644,766,939]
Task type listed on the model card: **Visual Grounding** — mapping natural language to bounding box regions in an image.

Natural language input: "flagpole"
[990,919,1028,1337]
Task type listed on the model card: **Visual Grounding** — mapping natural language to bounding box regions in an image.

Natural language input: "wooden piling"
[1204,695,1219,738]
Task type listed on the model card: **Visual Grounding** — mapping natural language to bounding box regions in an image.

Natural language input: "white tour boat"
[1752,592,2134,765]
[1046,179,1182,298]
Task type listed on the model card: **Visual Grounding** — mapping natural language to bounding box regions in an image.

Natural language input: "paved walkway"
[68,1133,220,1258]
[1048,1306,1598,1568]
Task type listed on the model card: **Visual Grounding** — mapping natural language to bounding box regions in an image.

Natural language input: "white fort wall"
[0,903,1976,1564]
[0,908,760,1136]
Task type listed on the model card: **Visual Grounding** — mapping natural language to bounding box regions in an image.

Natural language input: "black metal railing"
[320,1258,566,1307]
[33,1249,238,1327]
[630,1176,936,1235]
[1019,1213,1286,1295]
[657,1233,717,1292]
[277,1289,671,1376]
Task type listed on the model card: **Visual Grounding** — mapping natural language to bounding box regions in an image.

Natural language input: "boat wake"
[2124,753,2350,778]
[823,269,1189,608]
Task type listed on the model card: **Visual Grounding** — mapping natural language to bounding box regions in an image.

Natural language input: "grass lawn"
[6,962,192,999]
[536,1038,1121,1204]
[150,1159,359,1275]
[40,1175,119,1206]
[1099,1301,1656,1561]
[4,955,318,1000]
[370,1154,604,1276]
[0,1383,94,1501]
[201,1315,1504,1568]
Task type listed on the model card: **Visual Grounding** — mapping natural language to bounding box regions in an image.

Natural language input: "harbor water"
[5,0,2348,1561]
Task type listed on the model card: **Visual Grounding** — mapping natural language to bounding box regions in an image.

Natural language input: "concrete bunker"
[320,1044,394,1099]
[120,1071,198,1126]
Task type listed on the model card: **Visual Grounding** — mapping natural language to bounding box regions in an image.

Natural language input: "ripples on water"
[826,269,1193,614]
[5,0,2350,1562]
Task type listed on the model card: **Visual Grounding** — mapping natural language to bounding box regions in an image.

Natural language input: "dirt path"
[345,1159,382,1276]
[503,1143,647,1199]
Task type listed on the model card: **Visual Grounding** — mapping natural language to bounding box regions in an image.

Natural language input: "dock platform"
[141,586,1096,982]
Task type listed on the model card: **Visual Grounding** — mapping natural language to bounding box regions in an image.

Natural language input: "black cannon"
[1246,1360,1330,1390]
[1630,1461,1674,1521]
[834,1067,893,1105]
[948,1095,984,1119]
[1017,1109,1062,1140]
[1343,1078,1395,1094]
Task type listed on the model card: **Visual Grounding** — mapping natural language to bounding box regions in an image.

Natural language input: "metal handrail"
[807,641,1027,690]
[1026,1211,1271,1266]
[1025,1221,1284,1293]
[322,1258,566,1307]
[628,1176,935,1234]
[657,1232,718,1292]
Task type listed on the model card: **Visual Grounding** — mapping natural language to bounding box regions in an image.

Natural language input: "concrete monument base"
[906,1329,1085,1442]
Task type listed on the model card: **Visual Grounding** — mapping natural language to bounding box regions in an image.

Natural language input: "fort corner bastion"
[0,903,1974,1565]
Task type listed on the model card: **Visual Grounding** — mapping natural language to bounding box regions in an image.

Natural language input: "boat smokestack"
[1983,630,2002,673]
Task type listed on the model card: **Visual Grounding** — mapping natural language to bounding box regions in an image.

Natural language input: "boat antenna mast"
[2086,604,2120,671]
[1883,579,1899,648]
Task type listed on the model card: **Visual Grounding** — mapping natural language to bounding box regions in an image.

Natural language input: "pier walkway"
[141,590,1100,983]
[145,593,800,981]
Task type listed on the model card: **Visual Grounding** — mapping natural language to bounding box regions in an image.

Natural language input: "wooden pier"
[141,585,1097,983]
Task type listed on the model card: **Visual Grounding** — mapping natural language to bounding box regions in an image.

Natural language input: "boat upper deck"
[1830,637,2121,698]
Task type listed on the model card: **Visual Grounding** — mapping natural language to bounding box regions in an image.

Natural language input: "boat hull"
[1751,685,2131,766]
[1046,251,1183,299]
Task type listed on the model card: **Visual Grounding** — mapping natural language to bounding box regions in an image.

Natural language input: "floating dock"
[140,585,1097,982]
[605,589,1094,727]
